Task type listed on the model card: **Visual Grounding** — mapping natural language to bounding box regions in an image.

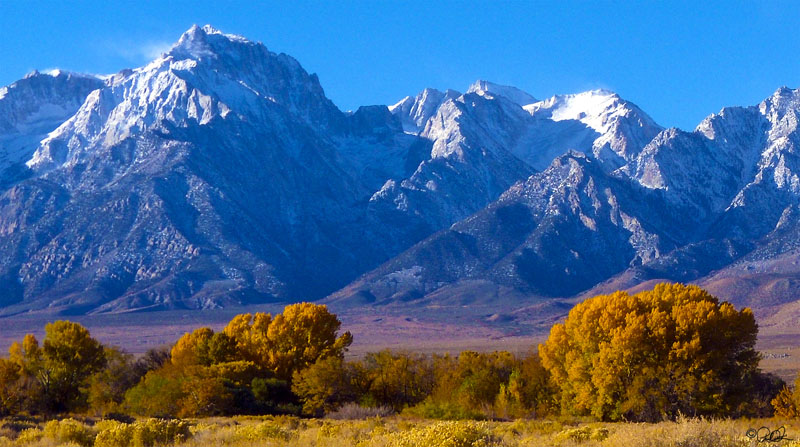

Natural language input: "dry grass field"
[1,414,798,447]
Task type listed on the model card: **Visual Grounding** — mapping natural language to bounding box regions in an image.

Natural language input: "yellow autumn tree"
[539,283,762,421]
[772,385,799,418]
[770,369,800,418]
[223,303,352,381]
[0,358,21,416]
[171,328,215,368]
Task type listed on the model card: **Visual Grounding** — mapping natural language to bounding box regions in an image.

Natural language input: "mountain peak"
[526,89,641,129]
[389,87,460,133]
[757,85,800,127]
[466,80,536,106]
[168,24,253,62]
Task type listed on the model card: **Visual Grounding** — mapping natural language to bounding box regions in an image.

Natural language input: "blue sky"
[1,1,799,130]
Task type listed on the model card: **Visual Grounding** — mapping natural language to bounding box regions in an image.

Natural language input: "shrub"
[0,420,37,437]
[42,418,96,447]
[385,421,499,447]
[773,385,799,418]
[404,400,485,420]
[94,418,191,447]
[552,426,609,444]
[603,416,745,447]
[233,421,292,441]
[13,428,43,445]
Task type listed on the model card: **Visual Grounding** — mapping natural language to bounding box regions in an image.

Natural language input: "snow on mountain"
[0,70,104,184]
[375,83,661,232]
[466,80,537,106]
[0,25,373,313]
[2,24,800,319]
[389,87,460,134]
[28,24,345,173]
[371,86,536,247]
[522,90,663,169]
[330,85,800,316]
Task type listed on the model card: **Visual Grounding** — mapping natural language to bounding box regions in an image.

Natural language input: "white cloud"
[139,41,173,60]
[102,39,173,63]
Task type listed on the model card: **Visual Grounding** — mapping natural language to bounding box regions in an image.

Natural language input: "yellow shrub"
[42,419,96,447]
[233,421,292,441]
[385,421,498,447]
[94,418,191,447]
[271,415,304,430]
[94,421,134,447]
[552,425,609,444]
[13,428,43,445]
[318,421,342,438]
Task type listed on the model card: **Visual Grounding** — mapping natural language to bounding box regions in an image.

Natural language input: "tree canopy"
[539,283,765,421]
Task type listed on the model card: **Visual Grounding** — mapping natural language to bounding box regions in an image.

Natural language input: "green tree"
[40,321,107,412]
[123,367,184,417]
[8,322,107,413]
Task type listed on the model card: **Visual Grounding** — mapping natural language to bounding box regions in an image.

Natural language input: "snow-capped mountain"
[331,85,800,318]
[0,70,104,186]
[2,24,799,319]
[0,25,373,313]
[370,81,662,253]
[466,80,537,106]
[389,87,460,134]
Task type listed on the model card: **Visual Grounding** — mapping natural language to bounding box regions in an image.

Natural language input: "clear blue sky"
[1,1,799,130]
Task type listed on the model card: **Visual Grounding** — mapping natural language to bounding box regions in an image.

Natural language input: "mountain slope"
[3,24,799,320]
[329,86,800,315]
[0,26,380,313]
[8,26,649,314]
[0,70,104,187]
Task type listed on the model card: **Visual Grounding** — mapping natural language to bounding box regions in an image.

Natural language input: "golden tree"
[539,283,761,421]
[41,321,107,412]
[0,358,21,416]
[223,303,352,380]
[291,356,359,416]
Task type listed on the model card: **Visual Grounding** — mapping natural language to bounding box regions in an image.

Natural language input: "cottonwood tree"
[223,303,353,381]
[540,283,764,421]
[7,321,106,413]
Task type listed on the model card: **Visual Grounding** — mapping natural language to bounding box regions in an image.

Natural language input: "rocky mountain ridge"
[0,25,797,319]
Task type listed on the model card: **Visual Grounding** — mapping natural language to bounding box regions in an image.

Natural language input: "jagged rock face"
[0,71,105,187]
[3,24,800,317]
[331,86,800,311]
[372,84,663,255]
[3,26,614,313]
[0,26,373,313]
[331,153,676,304]
[522,90,663,169]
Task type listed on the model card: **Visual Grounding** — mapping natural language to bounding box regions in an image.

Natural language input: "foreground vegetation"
[0,414,798,447]
[2,283,800,446]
